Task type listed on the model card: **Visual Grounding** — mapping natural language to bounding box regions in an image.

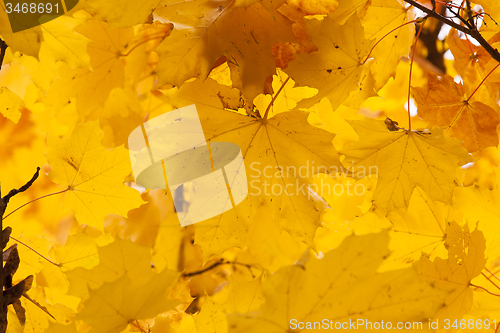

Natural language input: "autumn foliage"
[1,0,500,331]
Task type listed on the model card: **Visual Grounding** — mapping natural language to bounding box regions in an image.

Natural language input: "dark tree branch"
[418,4,447,73]
[0,39,7,71]
[402,0,500,64]
[2,168,40,203]
[0,167,40,333]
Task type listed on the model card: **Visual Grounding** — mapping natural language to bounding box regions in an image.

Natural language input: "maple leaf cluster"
[0,0,500,331]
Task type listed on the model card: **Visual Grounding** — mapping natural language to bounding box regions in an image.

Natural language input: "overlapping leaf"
[83,0,161,28]
[165,77,340,259]
[413,72,500,153]
[341,118,473,212]
[228,232,448,332]
[47,121,143,228]
[414,222,486,322]
[284,14,374,110]
[0,87,23,123]
[77,268,179,333]
[155,0,296,102]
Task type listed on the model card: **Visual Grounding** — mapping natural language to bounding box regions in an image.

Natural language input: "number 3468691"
[5,2,59,14]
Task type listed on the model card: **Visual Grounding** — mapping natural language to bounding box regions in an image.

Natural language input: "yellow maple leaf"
[65,237,156,299]
[99,87,146,148]
[36,230,112,305]
[0,8,42,58]
[0,87,23,123]
[151,211,194,273]
[329,0,370,24]
[83,0,160,28]
[228,231,448,332]
[237,201,307,272]
[77,268,180,333]
[194,296,226,333]
[414,222,487,323]
[154,0,296,102]
[454,184,500,261]
[222,276,265,314]
[348,187,459,270]
[412,72,500,153]
[38,15,91,69]
[105,189,174,247]
[164,78,340,260]
[46,21,134,118]
[151,312,196,332]
[361,0,415,90]
[341,118,473,212]
[284,14,374,110]
[253,70,316,119]
[461,147,500,189]
[46,121,143,228]
[287,0,338,15]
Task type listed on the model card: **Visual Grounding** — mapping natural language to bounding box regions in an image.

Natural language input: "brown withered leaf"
[412,72,500,153]
[1,227,11,250]
[12,300,25,325]
[3,246,20,280]
[2,244,16,262]
[4,276,33,305]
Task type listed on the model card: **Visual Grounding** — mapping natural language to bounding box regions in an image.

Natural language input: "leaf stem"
[408,18,426,131]
[467,62,500,101]
[362,19,420,65]
[182,259,255,277]
[120,33,168,57]
[470,283,500,297]
[8,236,59,266]
[485,267,500,282]
[3,188,68,221]
[481,271,500,291]
[263,76,290,121]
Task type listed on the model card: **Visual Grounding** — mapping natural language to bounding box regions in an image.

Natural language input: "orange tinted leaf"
[155,0,296,102]
[413,72,500,153]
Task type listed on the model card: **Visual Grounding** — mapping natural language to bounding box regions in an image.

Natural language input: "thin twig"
[402,0,500,64]
[183,259,224,277]
[182,259,255,277]
[408,19,426,130]
[470,283,500,297]
[3,188,68,220]
[481,271,500,291]
[9,236,59,267]
[2,168,40,204]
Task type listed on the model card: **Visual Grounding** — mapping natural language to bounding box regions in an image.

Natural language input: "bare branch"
[0,39,7,71]
[2,168,40,204]
[0,167,40,333]
[402,0,500,64]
